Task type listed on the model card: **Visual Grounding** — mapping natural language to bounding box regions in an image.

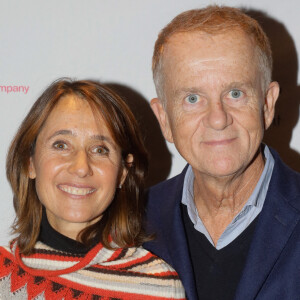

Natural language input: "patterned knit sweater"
[0,240,186,299]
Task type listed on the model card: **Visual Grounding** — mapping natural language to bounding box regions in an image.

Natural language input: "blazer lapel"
[161,169,198,300]
[234,160,300,300]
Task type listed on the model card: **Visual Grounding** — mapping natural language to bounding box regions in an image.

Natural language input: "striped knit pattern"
[0,241,186,299]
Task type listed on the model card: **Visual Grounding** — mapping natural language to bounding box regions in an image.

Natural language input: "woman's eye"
[53,141,67,150]
[92,146,109,155]
[228,89,243,99]
[185,94,200,104]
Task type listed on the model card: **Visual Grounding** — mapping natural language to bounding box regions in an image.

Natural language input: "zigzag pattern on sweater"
[0,241,186,299]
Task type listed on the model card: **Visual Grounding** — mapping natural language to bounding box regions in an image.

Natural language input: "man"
[144,6,300,300]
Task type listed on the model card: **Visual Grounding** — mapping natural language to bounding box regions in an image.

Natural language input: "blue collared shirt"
[182,145,275,250]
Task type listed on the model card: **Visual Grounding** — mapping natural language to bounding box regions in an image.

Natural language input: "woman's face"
[29,95,128,239]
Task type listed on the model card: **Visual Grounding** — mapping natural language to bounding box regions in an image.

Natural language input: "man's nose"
[203,101,233,130]
[68,150,93,177]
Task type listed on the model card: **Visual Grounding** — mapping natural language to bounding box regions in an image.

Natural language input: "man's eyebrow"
[173,87,201,97]
[225,82,254,90]
[173,82,254,96]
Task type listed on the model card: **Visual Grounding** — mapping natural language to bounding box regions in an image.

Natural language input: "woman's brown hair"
[6,79,148,255]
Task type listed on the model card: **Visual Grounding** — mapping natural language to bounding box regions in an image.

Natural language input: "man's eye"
[53,142,67,150]
[229,89,243,99]
[185,94,200,104]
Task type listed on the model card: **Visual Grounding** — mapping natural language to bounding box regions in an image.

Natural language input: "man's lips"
[57,184,96,196]
[203,138,236,146]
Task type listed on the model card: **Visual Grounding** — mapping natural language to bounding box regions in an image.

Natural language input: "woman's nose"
[67,150,93,177]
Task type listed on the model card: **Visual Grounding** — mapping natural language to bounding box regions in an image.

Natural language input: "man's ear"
[264,81,280,130]
[28,156,36,179]
[150,98,174,143]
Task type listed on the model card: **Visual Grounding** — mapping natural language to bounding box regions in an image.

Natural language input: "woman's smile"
[57,184,97,196]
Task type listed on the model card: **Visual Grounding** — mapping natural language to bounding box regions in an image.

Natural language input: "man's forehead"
[160,29,263,97]
[164,30,254,56]
[161,29,258,78]
[167,31,213,44]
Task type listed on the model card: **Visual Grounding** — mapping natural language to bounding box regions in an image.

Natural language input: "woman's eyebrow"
[47,131,117,149]
[90,135,116,149]
[48,130,75,140]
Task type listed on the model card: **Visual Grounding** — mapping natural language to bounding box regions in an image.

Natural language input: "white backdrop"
[0,0,299,245]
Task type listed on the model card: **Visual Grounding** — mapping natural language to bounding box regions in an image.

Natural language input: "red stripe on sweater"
[14,242,104,277]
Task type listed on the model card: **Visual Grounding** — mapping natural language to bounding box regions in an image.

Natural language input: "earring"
[118,184,122,189]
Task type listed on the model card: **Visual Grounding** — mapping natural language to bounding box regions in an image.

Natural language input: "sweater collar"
[39,208,99,255]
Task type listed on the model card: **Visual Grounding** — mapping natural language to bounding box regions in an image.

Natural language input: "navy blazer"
[144,149,300,300]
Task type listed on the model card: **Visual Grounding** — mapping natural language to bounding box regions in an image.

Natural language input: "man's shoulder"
[271,148,300,185]
[270,148,300,209]
[145,166,188,218]
[148,165,188,197]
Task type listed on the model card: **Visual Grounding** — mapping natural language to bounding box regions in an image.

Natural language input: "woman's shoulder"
[90,245,186,299]
[0,241,16,260]
[0,243,17,287]
[125,246,180,274]
[0,245,12,254]
[93,244,179,273]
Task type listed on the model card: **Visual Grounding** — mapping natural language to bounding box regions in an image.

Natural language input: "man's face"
[152,30,279,179]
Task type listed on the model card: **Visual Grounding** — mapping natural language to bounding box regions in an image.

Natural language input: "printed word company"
[0,85,29,94]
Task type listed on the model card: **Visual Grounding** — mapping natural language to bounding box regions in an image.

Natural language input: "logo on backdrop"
[0,85,29,94]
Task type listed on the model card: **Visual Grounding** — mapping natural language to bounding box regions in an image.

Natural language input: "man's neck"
[192,150,265,245]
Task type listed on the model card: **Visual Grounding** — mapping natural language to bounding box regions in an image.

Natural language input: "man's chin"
[193,161,244,180]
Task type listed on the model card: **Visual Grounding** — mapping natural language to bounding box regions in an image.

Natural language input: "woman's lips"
[57,184,96,196]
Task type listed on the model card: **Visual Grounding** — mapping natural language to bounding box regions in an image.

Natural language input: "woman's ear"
[28,156,36,179]
[120,154,134,186]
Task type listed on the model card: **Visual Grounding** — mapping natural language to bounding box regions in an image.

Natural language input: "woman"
[0,79,185,299]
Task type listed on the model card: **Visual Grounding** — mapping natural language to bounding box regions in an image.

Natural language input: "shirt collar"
[181,145,275,249]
